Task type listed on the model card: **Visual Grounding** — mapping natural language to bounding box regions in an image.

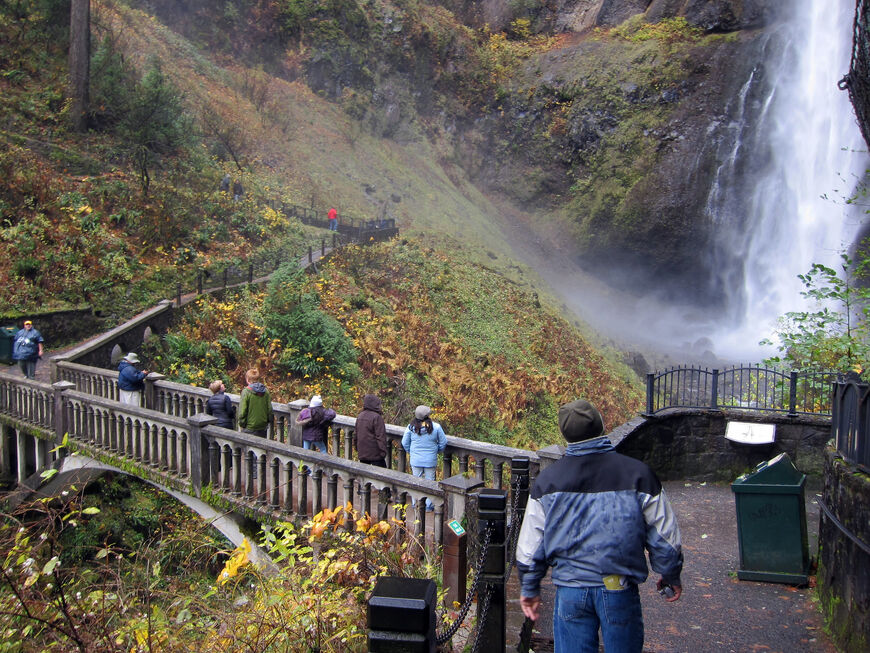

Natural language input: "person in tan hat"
[516,399,683,653]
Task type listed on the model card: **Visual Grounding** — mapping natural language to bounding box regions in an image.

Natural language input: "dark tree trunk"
[68,0,90,132]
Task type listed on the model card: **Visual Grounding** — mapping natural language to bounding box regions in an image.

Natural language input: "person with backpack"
[401,405,447,511]
[296,394,336,453]
[206,379,236,429]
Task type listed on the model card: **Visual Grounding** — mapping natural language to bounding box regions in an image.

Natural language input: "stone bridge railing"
[2,365,543,552]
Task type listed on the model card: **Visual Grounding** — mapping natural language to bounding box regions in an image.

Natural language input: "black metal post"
[711,369,720,410]
[511,457,530,518]
[368,577,436,652]
[645,373,655,415]
[197,271,203,295]
[248,264,253,284]
[478,488,507,653]
[223,268,228,289]
[789,371,798,416]
[308,245,313,263]
[176,283,182,307]
[321,238,326,256]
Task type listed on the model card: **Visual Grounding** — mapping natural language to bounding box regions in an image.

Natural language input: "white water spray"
[708,0,868,357]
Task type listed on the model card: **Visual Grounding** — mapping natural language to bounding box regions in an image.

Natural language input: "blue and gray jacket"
[516,436,683,597]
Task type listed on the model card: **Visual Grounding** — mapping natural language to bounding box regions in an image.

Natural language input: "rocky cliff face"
[438,0,783,304]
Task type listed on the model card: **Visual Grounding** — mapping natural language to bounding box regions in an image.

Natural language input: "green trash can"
[731,453,810,584]
[0,326,17,365]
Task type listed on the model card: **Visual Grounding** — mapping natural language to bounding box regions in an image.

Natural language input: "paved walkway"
[501,481,835,653]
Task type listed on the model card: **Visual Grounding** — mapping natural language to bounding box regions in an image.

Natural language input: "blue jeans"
[553,584,643,653]
[411,465,436,510]
[18,359,37,379]
[303,439,327,453]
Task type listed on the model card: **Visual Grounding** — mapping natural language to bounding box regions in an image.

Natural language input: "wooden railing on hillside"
[645,365,839,416]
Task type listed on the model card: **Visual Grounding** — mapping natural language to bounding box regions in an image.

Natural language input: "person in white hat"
[117,352,149,406]
[295,394,336,452]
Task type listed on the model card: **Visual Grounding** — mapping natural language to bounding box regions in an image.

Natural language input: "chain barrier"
[505,476,523,578]
[435,522,493,645]
[471,584,495,653]
[435,474,526,650]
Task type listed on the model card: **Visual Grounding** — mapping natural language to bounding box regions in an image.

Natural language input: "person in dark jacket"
[117,352,149,406]
[238,368,272,437]
[355,393,387,467]
[516,399,683,653]
[295,394,335,453]
[12,320,44,379]
[206,379,235,429]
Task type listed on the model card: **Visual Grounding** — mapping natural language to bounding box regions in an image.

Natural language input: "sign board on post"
[447,520,465,536]
[725,422,776,445]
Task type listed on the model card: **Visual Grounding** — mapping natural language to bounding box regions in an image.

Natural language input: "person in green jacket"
[238,368,272,438]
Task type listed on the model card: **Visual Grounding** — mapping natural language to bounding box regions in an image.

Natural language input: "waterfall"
[707,0,868,356]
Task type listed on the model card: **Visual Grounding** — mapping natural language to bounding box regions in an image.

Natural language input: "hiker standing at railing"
[516,399,684,653]
[355,393,387,467]
[296,394,335,453]
[327,207,338,231]
[401,405,447,512]
[238,369,272,437]
[117,353,149,406]
[206,379,236,429]
[12,319,44,380]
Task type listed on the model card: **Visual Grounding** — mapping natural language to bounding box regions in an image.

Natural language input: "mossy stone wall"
[611,408,831,481]
[817,448,870,652]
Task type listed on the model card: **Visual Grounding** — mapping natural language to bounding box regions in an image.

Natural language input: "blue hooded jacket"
[117,360,147,391]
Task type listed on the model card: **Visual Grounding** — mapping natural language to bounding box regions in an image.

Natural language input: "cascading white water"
[708,0,868,357]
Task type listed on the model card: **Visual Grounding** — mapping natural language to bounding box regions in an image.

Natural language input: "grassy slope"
[165,238,642,449]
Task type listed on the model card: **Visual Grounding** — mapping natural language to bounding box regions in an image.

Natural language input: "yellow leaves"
[217,537,251,585]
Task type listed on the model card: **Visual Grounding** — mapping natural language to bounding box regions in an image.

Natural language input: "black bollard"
[477,487,507,652]
[511,457,530,518]
[368,576,436,652]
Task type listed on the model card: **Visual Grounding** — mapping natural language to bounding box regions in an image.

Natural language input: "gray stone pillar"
[187,414,218,497]
[286,399,308,447]
[144,373,166,411]
[16,429,27,484]
[536,444,564,472]
[440,473,485,524]
[52,381,75,458]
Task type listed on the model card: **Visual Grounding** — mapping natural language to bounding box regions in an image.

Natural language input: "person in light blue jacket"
[401,405,447,511]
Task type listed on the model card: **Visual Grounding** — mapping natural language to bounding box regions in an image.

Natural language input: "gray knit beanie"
[558,399,604,443]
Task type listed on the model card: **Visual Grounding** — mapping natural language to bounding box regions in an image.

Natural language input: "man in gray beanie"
[516,399,683,653]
